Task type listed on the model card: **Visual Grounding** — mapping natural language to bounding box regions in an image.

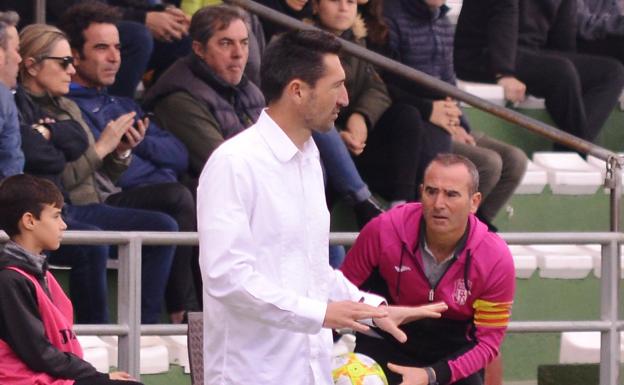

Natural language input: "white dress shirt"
[197,110,382,385]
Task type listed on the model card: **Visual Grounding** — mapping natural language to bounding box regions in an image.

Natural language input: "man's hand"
[453,126,476,146]
[496,76,526,104]
[109,371,137,381]
[430,98,462,135]
[94,111,136,159]
[323,301,388,333]
[373,303,447,343]
[116,116,148,154]
[341,113,368,155]
[387,363,430,385]
[146,10,189,42]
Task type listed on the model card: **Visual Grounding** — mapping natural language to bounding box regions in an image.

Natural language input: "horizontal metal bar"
[141,324,188,335]
[224,0,618,161]
[507,321,624,333]
[74,324,129,335]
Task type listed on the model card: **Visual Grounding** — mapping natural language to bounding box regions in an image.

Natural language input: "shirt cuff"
[295,296,327,333]
[357,292,386,327]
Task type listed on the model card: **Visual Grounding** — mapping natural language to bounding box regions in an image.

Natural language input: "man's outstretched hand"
[323,301,388,334]
[373,302,448,343]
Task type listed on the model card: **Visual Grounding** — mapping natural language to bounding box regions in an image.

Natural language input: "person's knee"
[474,148,503,192]
[502,146,528,181]
[148,211,179,233]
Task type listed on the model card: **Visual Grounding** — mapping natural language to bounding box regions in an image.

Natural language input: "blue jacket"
[67,84,188,188]
[0,84,24,178]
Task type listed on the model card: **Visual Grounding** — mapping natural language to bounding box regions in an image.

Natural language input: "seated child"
[0,174,143,385]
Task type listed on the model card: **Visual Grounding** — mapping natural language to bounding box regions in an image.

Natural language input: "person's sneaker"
[354,197,385,229]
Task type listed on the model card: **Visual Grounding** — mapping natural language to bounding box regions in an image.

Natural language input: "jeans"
[313,127,371,205]
[58,204,177,324]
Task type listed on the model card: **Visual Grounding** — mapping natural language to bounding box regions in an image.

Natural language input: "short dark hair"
[0,175,64,237]
[426,153,480,194]
[260,29,341,104]
[57,2,121,56]
[190,5,249,46]
[0,11,19,50]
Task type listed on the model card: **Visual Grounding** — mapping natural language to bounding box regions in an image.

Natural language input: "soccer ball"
[331,352,389,385]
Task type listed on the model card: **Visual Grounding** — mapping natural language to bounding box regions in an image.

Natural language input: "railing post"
[34,0,46,23]
[116,236,142,379]
[600,240,620,385]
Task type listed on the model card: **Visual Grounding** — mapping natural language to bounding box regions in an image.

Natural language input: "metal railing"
[2,230,621,383]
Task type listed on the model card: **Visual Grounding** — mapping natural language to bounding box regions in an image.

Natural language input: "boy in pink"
[0,174,142,385]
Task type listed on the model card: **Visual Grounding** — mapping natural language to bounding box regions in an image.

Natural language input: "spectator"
[17,23,177,324]
[256,0,314,41]
[58,2,200,322]
[577,0,624,64]
[0,11,24,179]
[0,174,143,385]
[454,0,624,149]
[311,0,451,204]
[144,5,383,236]
[341,154,515,385]
[381,0,527,228]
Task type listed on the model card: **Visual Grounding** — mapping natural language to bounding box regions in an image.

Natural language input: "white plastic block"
[532,152,603,195]
[99,336,170,374]
[162,335,189,373]
[536,254,593,279]
[514,160,548,194]
[508,245,537,279]
[100,336,118,367]
[515,95,546,109]
[560,331,624,363]
[456,80,505,106]
[82,347,110,373]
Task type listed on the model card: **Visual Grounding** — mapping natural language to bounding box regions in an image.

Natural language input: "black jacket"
[518,0,577,51]
[14,87,89,195]
[454,0,519,81]
[0,242,98,380]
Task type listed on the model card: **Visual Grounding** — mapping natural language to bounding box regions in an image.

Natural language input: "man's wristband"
[425,366,438,385]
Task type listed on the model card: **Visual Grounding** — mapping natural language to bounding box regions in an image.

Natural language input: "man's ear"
[285,79,306,103]
[469,191,482,214]
[191,41,204,57]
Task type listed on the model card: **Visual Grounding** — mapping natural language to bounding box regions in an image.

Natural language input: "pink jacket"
[341,203,515,384]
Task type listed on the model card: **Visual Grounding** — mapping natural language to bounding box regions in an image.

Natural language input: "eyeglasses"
[39,56,74,70]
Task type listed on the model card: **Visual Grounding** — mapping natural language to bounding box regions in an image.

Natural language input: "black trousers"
[515,48,624,145]
[578,36,624,66]
[354,103,451,202]
[106,182,199,313]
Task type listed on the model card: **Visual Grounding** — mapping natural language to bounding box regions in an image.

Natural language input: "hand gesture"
[372,302,447,343]
[116,116,148,153]
[387,364,430,385]
[340,113,368,155]
[94,111,136,159]
[430,97,462,135]
[452,126,476,146]
[323,301,388,333]
[146,9,189,42]
[497,76,526,104]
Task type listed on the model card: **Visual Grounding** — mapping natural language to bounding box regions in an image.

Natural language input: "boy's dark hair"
[0,175,64,237]
[260,29,341,104]
[190,5,249,46]
[57,2,121,56]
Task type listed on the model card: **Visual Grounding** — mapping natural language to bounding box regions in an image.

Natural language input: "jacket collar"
[187,54,249,98]
[0,240,48,277]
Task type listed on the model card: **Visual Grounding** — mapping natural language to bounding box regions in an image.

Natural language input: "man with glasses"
[0,11,23,178]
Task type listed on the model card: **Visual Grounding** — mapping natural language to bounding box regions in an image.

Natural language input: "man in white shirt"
[197,29,445,385]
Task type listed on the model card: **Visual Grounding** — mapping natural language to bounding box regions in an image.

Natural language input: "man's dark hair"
[260,29,341,104]
[57,2,121,56]
[0,11,19,50]
[0,174,64,237]
[190,5,249,46]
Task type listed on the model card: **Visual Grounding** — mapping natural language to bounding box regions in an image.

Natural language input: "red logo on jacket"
[453,279,470,305]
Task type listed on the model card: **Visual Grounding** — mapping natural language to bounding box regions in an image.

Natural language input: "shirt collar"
[256,109,319,163]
